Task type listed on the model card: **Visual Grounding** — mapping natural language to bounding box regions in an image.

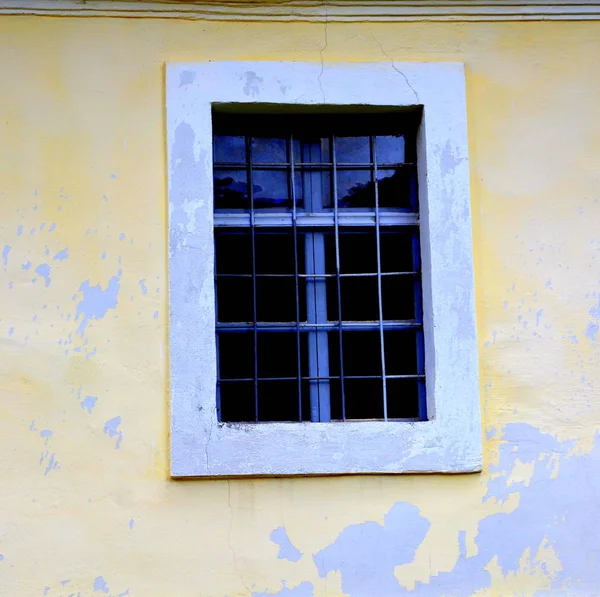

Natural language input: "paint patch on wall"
[76,270,122,336]
[270,527,302,562]
[103,416,123,449]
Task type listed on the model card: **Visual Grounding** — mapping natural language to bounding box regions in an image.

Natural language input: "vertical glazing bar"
[290,134,303,421]
[331,135,346,420]
[214,234,221,421]
[246,135,259,422]
[372,136,388,420]
[412,230,427,420]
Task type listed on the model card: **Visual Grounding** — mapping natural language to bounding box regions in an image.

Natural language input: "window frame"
[167,60,482,477]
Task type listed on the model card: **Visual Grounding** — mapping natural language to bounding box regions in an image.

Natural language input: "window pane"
[377,169,412,209]
[341,331,382,376]
[216,277,253,322]
[375,135,405,165]
[219,381,255,422]
[214,169,249,210]
[339,277,379,321]
[256,277,297,322]
[218,332,254,380]
[382,276,417,320]
[253,170,291,209]
[215,230,252,275]
[255,230,297,275]
[384,330,419,375]
[214,135,246,164]
[386,378,420,419]
[344,379,384,420]
[252,137,287,163]
[335,136,370,163]
[337,170,373,208]
[380,229,416,273]
[257,332,298,378]
[339,231,377,274]
[257,381,299,421]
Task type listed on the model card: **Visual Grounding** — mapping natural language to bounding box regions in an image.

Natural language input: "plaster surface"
[1,14,600,597]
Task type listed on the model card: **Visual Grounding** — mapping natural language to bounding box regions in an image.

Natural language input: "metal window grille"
[213,112,426,423]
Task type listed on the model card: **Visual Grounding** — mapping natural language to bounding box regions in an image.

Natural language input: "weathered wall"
[1,15,600,597]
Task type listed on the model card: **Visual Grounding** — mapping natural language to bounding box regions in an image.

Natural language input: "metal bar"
[216,271,419,279]
[214,211,419,228]
[372,135,388,421]
[290,133,303,422]
[214,162,416,169]
[331,134,346,421]
[246,135,259,422]
[218,374,425,382]
[217,321,422,331]
[412,230,427,421]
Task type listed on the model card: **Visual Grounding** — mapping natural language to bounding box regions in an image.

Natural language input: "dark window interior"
[213,110,426,423]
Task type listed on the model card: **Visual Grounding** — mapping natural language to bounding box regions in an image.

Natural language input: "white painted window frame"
[167,61,481,477]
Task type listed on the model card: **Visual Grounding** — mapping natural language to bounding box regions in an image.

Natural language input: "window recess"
[213,112,427,424]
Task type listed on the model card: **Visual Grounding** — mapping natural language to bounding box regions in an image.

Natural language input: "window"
[213,113,426,424]
[168,61,482,477]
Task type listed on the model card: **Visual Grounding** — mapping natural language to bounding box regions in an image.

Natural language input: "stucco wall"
[1,15,600,596]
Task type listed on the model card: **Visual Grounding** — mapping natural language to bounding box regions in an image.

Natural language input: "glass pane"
[255,230,298,275]
[344,378,384,420]
[257,332,298,378]
[215,230,252,275]
[216,277,253,322]
[339,231,377,274]
[341,331,382,376]
[337,170,373,208]
[335,136,370,163]
[375,135,405,165]
[219,381,255,422]
[377,169,412,209]
[253,170,290,209]
[252,137,287,163]
[339,277,379,321]
[257,381,299,421]
[386,378,420,419]
[382,275,416,320]
[293,137,331,164]
[214,135,246,164]
[214,169,249,210]
[218,332,254,380]
[256,277,297,322]
[384,330,418,375]
[296,169,331,209]
[380,230,416,273]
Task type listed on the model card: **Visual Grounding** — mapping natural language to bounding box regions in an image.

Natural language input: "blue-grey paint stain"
[585,322,598,340]
[243,71,264,97]
[153,311,159,319]
[536,309,543,326]
[270,527,302,562]
[44,453,58,475]
[94,576,109,593]
[22,261,32,270]
[40,223,45,230]
[48,223,56,232]
[53,248,69,261]
[42,587,50,596]
[0,554,4,562]
[179,70,196,86]
[110,173,117,179]
[81,396,98,413]
[119,233,125,241]
[103,416,123,449]
[313,502,430,597]
[75,270,122,336]
[35,264,51,287]
[8,327,14,337]
[60,579,70,585]
[39,429,52,438]
[2,245,10,266]
[139,279,148,295]
[16,225,23,236]
[129,519,134,530]
[101,252,107,260]
[252,582,314,597]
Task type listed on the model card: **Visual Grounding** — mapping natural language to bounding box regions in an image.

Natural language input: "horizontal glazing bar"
[216,321,422,331]
[218,374,425,382]
[216,272,418,278]
[214,211,418,227]
[214,162,416,169]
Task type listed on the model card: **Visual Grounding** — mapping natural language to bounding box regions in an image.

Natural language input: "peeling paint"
[75,270,122,336]
[35,263,51,287]
[270,527,302,562]
[103,417,123,449]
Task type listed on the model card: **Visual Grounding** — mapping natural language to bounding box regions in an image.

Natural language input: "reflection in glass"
[214,135,246,163]
[377,169,412,209]
[214,170,250,209]
[335,136,370,163]
[376,135,405,164]
[253,170,291,208]
[252,137,287,163]
[337,170,373,208]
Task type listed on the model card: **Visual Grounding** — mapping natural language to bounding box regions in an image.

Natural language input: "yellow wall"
[2,15,600,596]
